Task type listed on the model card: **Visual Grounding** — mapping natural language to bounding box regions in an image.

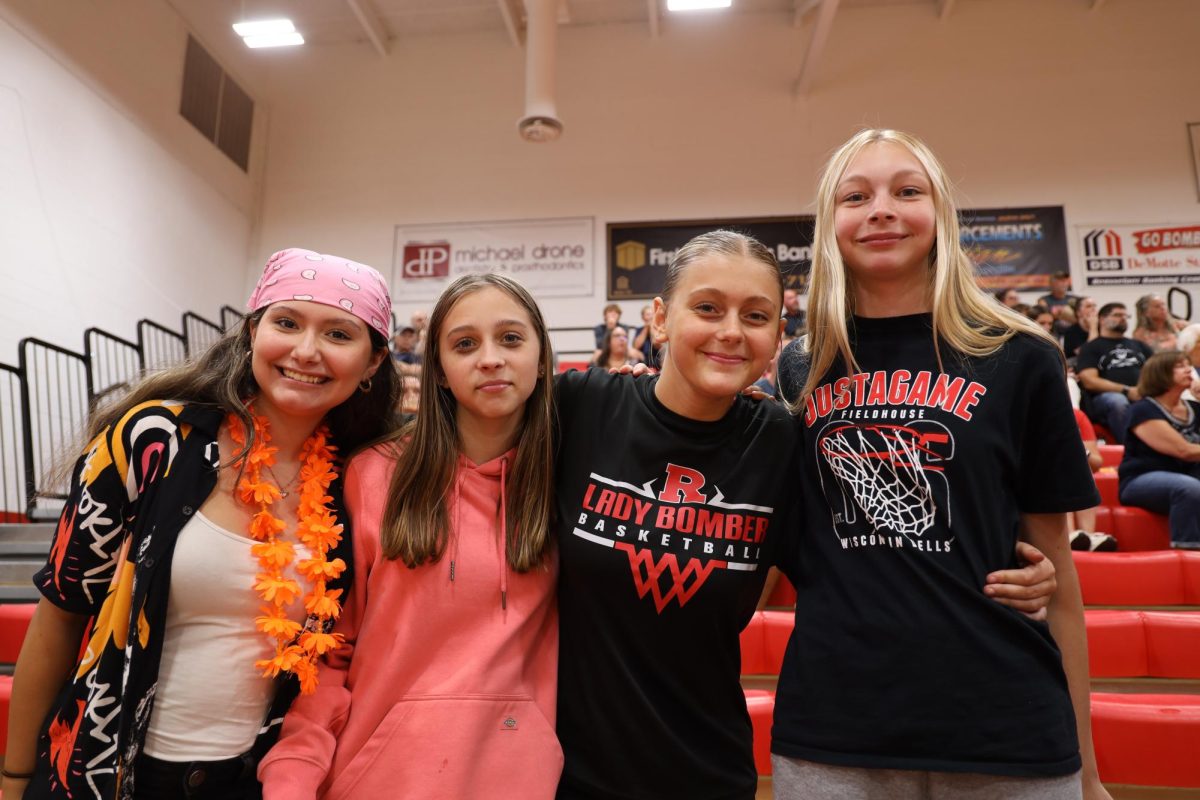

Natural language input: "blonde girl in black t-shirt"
[774,129,1108,799]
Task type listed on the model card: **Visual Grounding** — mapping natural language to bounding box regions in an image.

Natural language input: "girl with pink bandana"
[5,249,397,800]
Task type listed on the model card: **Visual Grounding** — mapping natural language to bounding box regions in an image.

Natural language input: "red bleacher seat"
[1075,550,1200,606]
[1098,444,1124,469]
[1092,506,1112,534]
[1085,610,1149,677]
[1144,611,1200,679]
[1093,423,1117,444]
[743,689,774,776]
[739,611,792,675]
[556,360,591,373]
[1092,693,1200,788]
[1085,609,1200,678]
[1110,506,1172,551]
[764,573,796,607]
[1093,471,1120,507]
[0,603,36,663]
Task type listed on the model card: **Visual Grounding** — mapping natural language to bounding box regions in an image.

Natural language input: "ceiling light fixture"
[666,0,732,10]
[233,18,304,48]
[242,32,305,48]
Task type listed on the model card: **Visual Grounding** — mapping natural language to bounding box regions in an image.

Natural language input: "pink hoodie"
[259,447,561,800]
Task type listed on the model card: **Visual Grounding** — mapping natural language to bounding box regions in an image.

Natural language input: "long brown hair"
[379,274,555,572]
[799,129,1056,406]
[86,310,399,462]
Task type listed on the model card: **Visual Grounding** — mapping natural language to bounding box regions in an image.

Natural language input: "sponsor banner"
[606,217,814,300]
[1077,223,1200,287]
[392,217,594,302]
[962,206,1069,292]
[608,207,1068,299]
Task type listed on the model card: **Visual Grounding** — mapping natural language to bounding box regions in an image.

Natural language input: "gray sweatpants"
[771,755,1082,800]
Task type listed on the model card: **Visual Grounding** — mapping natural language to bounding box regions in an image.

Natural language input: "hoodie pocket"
[323,695,563,800]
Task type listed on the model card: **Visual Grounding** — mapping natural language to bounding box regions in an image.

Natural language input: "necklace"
[264,461,303,498]
[227,409,346,694]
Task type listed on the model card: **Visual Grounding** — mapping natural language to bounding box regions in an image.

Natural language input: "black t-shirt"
[1075,336,1153,392]
[1119,397,1200,486]
[553,370,798,800]
[774,315,1098,777]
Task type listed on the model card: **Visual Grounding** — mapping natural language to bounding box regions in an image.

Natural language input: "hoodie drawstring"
[499,457,509,611]
[449,470,463,583]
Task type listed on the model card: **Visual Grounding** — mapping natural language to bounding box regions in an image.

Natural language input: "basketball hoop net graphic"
[816,421,954,537]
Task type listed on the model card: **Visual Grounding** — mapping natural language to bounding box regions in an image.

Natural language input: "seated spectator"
[631,304,660,366]
[1062,296,1099,360]
[1012,302,1031,317]
[399,374,420,420]
[754,335,793,396]
[1177,324,1200,398]
[1069,406,1116,551]
[994,287,1020,308]
[782,287,806,336]
[1117,350,1200,549]
[591,325,640,370]
[593,303,622,361]
[1132,293,1186,351]
[1037,271,1078,317]
[1076,302,1154,443]
[392,325,421,376]
[410,309,429,357]
[1026,304,1055,337]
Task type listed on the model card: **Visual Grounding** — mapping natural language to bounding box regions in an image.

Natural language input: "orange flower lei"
[228,410,347,694]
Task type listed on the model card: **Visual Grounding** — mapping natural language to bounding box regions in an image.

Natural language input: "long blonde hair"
[799,129,1055,404]
[378,274,555,572]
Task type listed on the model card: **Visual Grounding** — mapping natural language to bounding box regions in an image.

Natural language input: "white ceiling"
[172,0,941,50]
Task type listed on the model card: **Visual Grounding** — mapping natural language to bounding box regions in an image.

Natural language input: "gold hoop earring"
[359,377,373,393]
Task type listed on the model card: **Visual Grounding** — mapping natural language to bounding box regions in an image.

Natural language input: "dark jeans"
[133,753,261,800]
[1089,391,1131,443]
[1119,470,1200,546]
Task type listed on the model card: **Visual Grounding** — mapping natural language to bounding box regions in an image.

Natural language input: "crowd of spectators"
[984,277,1200,551]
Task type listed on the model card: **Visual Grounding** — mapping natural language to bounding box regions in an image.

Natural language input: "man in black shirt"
[1076,302,1154,442]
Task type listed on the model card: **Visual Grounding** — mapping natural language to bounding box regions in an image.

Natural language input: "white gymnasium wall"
[251,0,1200,355]
[0,1,261,365]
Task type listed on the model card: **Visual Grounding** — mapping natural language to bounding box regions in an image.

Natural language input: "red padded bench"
[0,603,36,663]
[1109,506,1172,551]
[763,573,796,608]
[556,360,591,373]
[1085,609,1200,678]
[1092,693,1200,787]
[743,689,774,776]
[1098,444,1124,469]
[740,611,793,676]
[1075,550,1200,606]
[1093,471,1120,508]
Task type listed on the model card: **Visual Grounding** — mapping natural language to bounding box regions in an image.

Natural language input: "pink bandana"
[248,248,392,339]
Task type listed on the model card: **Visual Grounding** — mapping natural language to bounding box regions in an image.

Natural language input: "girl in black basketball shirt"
[553,230,1058,800]
[775,130,1108,799]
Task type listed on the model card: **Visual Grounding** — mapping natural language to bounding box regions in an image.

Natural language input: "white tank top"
[144,511,309,760]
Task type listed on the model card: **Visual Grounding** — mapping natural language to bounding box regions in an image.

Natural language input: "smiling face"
[833,141,937,292]
[438,286,542,434]
[250,301,383,429]
[653,254,783,420]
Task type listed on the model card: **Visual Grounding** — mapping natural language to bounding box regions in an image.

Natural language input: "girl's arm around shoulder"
[258,450,387,798]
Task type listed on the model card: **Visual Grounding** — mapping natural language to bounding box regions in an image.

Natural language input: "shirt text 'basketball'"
[803,370,987,427]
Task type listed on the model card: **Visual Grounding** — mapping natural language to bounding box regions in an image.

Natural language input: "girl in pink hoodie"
[260,274,561,800]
